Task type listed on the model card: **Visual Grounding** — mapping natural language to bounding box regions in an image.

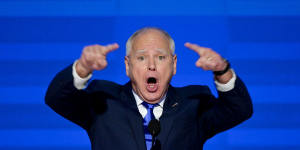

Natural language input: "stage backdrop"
[0,0,300,149]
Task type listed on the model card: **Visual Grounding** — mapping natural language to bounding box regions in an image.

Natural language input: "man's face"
[125,30,177,104]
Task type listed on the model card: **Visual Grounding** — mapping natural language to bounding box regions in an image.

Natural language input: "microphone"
[148,119,160,136]
[148,119,160,149]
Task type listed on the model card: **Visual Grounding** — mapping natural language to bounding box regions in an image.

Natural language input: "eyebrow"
[156,48,168,55]
[135,48,168,55]
[135,49,146,54]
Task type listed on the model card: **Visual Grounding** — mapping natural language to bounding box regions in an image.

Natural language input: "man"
[45,27,253,150]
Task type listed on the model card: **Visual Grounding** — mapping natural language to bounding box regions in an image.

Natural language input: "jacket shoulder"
[174,85,213,99]
[86,80,122,97]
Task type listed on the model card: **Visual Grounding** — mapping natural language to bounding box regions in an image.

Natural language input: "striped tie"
[142,101,158,150]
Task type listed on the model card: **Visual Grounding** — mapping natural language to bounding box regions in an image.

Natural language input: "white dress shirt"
[132,90,165,119]
[72,60,237,120]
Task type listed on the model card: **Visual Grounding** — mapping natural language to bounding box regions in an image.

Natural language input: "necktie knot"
[142,101,158,109]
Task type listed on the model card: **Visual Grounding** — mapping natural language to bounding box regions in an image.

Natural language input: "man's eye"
[158,56,165,60]
[137,56,144,61]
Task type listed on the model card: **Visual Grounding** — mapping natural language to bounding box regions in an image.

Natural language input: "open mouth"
[146,77,158,92]
[147,77,157,84]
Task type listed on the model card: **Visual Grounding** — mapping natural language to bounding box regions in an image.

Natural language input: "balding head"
[126,27,175,56]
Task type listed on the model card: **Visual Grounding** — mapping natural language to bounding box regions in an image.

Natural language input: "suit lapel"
[120,81,146,150]
[157,85,180,146]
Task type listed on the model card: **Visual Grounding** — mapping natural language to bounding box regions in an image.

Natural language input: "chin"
[143,92,164,103]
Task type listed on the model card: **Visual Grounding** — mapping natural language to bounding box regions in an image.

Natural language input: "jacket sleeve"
[199,76,253,140]
[45,64,94,130]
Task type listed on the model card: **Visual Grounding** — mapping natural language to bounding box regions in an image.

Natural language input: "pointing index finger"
[184,42,205,56]
[103,43,119,55]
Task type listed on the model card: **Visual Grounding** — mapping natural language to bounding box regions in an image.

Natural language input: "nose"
[148,57,156,71]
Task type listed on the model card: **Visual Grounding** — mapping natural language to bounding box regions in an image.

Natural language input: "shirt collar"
[132,90,166,108]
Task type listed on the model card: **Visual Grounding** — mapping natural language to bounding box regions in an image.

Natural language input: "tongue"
[146,83,158,92]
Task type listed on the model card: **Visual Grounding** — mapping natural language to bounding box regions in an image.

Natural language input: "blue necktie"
[142,102,158,150]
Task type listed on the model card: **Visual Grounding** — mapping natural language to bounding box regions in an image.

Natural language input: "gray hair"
[126,27,175,56]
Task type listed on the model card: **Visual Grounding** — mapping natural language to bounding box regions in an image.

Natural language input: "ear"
[125,56,130,77]
[172,54,177,75]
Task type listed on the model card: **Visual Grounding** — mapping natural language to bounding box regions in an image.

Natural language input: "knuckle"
[211,62,217,67]
[92,63,99,70]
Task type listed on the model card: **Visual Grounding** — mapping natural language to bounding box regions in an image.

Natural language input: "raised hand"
[76,43,119,78]
[184,42,232,83]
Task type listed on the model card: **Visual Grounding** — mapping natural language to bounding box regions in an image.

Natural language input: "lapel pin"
[172,102,178,107]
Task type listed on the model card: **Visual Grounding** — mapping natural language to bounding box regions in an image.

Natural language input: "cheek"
[158,64,174,80]
[164,61,174,71]
[130,66,146,82]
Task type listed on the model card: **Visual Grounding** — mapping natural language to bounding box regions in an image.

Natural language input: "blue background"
[1,0,300,149]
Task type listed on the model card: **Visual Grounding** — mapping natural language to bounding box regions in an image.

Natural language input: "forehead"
[131,30,171,54]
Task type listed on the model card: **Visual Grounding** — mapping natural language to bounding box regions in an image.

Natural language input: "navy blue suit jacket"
[45,64,253,150]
